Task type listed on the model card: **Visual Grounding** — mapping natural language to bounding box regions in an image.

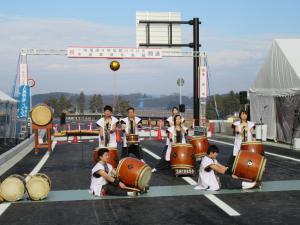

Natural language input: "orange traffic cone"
[157,121,162,141]
[116,128,121,143]
[72,135,78,144]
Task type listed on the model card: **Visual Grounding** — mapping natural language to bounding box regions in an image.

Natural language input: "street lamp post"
[177,78,184,105]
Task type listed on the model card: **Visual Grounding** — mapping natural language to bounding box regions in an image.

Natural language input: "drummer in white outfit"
[90,148,137,196]
[194,145,256,191]
[120,107,143,160]
[166,106,185,127]
[152,114,188,172]
[228,110,256,168]
[96,105,119,148]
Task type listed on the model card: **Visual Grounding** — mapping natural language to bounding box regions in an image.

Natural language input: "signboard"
[67,47,162,59]
[199,64,208,98]
[19,64,28,86]
[136,11,182,56]
[17,85,30,119]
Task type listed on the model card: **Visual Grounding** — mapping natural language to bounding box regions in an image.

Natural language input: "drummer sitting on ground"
[90,148,138,197]
[120,107,144,160]
[194,145,256,191]
[152,114,188,172]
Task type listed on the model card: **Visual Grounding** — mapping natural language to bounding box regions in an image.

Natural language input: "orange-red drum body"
[232,151,266,182]
[170,144,195,171]
[240,141,264,155]
[93,148,119,169]
[126,134,139,144]
[116,157,152,190]
[189,136,209,159]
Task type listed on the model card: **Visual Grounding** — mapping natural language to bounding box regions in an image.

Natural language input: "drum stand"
[126,143,142,160]
[33,123,53,153]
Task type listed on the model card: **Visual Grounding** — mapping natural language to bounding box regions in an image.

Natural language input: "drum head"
[172,143,193,148]
[26,173,51,200]
[137,165,152,189]
[0,175,25,202]
[31,104,53,126]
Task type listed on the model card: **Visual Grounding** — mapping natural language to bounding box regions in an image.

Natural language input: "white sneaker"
[194,185,206,190]
[151,168,157,173]
[127,191,139,197]
[242,181,257,190]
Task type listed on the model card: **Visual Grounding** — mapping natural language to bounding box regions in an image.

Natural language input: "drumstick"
[123,186,141,192]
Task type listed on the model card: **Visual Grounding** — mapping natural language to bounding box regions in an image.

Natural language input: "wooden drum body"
[189,136,209,159]
[232,151,266,182]
[93,148,119,169]
[170,144,195,176]
[0,175,25,202]
[116,157,152,190]
[26,173,51,200]
[241,141,264,155]
[30,104,53,126]
[127,134,139,144]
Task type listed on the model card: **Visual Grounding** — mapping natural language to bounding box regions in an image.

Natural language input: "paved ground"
[1,133,300,225]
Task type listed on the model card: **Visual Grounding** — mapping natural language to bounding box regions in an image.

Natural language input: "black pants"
[154,145,171,170]
[227,155,236,172]
[121,144,143,159]
[218,173,242,189]
[102,184,127,196]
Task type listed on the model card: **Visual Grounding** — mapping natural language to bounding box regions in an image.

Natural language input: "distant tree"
[58,95,72,113]
[76,91,85,114]
[89,94,103,113]
[44,96,58,116]
[114,96,130,116]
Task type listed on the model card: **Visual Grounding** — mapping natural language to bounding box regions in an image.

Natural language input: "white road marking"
[142,146,240,216]
[209,138,300,162]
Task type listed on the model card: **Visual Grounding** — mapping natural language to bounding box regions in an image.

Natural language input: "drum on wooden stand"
[0,175,25,202]
[170,143,195,176]
[93,147,119,169]
[116,157,152,191]
[189,136,209,159]
[26,173,51,200]
[126,134,139,144]
[232,151,266,182]
[30,104,53,126]
[241,141,264,155]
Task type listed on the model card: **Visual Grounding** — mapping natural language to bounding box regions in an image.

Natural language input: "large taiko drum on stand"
[232,151,266,182]
[93,147,119,169]
[30,104,53,126]
[26,173,51,200]
[170,144,195,176]
[126,134,139,144]
[0,175,25,202]
[241,141,264,155]
[116,157,152,191]
[189,136,209,159]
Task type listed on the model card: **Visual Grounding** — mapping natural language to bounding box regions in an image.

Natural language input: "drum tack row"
[0,173,51,203]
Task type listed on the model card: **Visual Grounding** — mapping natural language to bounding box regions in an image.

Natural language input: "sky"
[0,0,300,97]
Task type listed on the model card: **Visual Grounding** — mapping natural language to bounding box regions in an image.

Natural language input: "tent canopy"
[0,90,17,104]
[250,39,300,96]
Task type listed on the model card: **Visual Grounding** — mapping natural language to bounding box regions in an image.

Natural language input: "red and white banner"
[19,64,28,86]
[67,47,162,59]
[199,64,208,98]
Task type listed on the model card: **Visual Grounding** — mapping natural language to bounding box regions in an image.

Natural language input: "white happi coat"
[165,125,188,161]
[121,116,141,147]
[197,156,220,191]
[166,115,185,127]
[232,120,255,156]
[96,116,119,148]
[89,162,113,196]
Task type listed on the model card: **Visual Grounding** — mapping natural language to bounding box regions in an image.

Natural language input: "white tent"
[0,90,17,139]
[250,39,300,143]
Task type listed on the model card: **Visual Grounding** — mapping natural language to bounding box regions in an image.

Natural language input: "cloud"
[0,14,292,96]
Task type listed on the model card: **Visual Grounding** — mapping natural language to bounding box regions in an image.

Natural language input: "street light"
[177,78,184,105]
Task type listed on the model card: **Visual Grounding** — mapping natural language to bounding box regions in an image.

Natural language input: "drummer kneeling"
[90,148,138,197]
[194,145,256,191]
